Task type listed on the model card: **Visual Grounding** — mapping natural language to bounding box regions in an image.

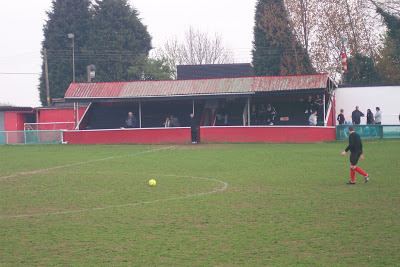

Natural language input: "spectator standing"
[265,104,277,125]
[309,110,318,126]
[250,105,258,125]
[170,115,180,127]
[125,112,137,128]
[351,106,364,125]
[304,95,314,123]
[313,95,324,116]
[164,116,171,127]
[366,109,374,125]
[216,103,228,126]
[190,113,198,144]
[258,104,267,124]
[337,109,346,125]
[374,107,382,125]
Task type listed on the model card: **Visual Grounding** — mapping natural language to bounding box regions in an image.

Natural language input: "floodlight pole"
[68,33,75,82]
[44,48,51,106]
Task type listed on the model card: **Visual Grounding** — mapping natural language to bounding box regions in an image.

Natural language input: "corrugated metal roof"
[65,74,331,100]
[252,75,329,92]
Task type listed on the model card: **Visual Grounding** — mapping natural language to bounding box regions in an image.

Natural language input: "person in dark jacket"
[341,126,369,184]
[366,109,374,124]
[265,104,277,125]
[351,106,364,125]
[190,113,198,144]
[337,109,346,125]
[313,95,324,116]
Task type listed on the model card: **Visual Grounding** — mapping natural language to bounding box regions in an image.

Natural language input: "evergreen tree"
[252,0,314,76]
[376,8,400,83]
[39,0,91,105]
[344,53,381,85]
[87,0,152,82]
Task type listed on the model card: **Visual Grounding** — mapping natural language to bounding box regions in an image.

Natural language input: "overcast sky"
[0,0,256,107]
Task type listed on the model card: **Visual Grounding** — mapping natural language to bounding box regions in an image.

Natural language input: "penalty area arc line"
[0,174,229,219]
[0,146,176,182]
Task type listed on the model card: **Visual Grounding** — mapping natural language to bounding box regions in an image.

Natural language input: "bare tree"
[285,0,387,81]
[153,27,233,79]
[284,0,318,54]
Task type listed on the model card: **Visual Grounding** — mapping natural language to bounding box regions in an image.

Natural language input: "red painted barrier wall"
[4,112,26,131]
[37,108,86,130]
[38,108,86,122]
[201,126,336,143]
[64,127,190,144]
[4,112,27,143]
[64,126,336,144]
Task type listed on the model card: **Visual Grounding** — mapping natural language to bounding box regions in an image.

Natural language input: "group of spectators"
[124,111,199,143]
[123,112,182,128]
[305,95,324,126]
[251,104,278,125]
[337,106,382,125]
[252,95,325,126]
[163,115,180,128]
[123,94,327,129]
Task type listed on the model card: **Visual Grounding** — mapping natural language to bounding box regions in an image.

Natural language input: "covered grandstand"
[57,73,338,144]
[64,73,337,131]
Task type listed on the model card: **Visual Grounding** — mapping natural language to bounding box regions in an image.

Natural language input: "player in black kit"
[341,126,369,184]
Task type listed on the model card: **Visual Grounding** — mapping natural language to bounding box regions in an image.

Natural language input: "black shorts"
[350,152,362,165]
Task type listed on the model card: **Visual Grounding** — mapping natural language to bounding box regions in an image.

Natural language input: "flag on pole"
[341,48,348,73]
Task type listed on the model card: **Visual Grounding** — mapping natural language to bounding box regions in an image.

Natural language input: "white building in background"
[335,86,400,125]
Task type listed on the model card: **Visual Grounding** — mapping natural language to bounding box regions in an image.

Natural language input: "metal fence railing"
[0,130,64,145]
[336,125,400,140]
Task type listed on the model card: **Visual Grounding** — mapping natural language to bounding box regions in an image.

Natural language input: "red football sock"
[350,168,356,183]
[355,166,368,177]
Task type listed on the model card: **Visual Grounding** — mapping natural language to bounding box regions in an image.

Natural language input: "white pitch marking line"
[0,174,228,219]
[0,146,176,181]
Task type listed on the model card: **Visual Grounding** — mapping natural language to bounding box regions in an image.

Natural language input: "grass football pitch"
[1,141,399,266]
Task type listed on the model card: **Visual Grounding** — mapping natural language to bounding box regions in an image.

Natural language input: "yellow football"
[148,179,157,187]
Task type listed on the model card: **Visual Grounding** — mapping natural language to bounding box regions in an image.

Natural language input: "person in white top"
[374,107,382,125]
[309,110,318,126]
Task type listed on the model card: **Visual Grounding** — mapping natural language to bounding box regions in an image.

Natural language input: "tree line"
[39,0,173,105]
[39,0,400,106]
[253,0,400,85]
